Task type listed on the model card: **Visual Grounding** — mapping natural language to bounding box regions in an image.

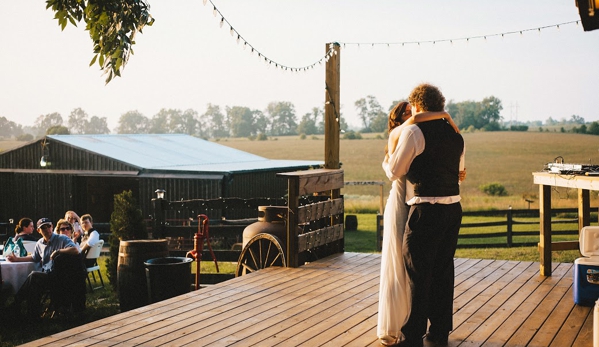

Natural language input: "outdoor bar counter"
[533,171,599,276]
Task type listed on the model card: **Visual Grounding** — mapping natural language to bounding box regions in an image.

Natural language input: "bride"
[378,101,462,346]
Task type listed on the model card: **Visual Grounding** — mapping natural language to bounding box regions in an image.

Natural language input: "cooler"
[574,226,599,306]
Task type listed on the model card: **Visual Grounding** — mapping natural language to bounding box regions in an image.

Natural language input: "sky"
[1,1,598,132]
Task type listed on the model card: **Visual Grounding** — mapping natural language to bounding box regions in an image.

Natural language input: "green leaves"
[45,0,154,84]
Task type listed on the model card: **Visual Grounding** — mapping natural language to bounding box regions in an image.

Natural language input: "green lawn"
[345,213,582,263]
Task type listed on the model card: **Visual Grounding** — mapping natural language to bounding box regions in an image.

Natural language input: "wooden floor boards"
[20,253,593,347]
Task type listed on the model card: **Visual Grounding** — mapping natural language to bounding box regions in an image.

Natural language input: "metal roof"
[48,134,323,174]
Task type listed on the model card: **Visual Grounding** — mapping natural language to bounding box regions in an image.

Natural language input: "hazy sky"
[1,1,598,131]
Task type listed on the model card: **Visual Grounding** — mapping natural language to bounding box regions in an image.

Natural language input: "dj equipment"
[544,157,599,175]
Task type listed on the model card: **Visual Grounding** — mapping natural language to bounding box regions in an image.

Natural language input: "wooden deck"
[22,252,594,347]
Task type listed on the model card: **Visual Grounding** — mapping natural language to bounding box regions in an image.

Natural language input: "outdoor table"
[533,171,599,276]
[0,259,39,294]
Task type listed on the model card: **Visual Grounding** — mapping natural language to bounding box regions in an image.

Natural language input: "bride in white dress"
[378,102,459,346]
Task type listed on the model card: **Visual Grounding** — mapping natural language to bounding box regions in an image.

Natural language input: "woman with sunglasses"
[55,219,81,252]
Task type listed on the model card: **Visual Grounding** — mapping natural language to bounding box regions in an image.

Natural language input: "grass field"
[346,213,581,263]
[2,132,597,211]
[218,131,599,211]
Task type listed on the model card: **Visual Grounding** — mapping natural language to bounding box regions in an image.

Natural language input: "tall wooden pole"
[324,43,343,255]
[324,42,340,169]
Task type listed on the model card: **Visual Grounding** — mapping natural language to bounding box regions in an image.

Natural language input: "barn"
[0,134,322,231]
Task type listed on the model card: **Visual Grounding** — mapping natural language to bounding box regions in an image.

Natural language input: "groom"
[391,83,464,347]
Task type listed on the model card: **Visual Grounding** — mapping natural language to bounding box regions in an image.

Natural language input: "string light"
[201,0,578,72]
[339,20,579,48]
[203,0,335,73]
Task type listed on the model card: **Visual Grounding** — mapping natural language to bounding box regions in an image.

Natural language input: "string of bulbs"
[203,0,336,72]
[203,0,579,72]
[339,20,580,47]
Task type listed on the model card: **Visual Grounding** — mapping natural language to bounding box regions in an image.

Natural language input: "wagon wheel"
[235,233,286,277]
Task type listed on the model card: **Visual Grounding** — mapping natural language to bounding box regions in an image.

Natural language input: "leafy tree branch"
[46,0,154,83]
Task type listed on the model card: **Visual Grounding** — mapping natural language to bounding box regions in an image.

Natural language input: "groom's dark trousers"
[401,201,462,343]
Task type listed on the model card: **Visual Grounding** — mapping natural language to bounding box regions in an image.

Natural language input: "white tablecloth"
[0,260,39,294]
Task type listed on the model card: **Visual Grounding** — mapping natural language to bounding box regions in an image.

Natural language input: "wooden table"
[533,171,599,276]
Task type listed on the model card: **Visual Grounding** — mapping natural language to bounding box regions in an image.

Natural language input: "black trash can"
[145,257,193,304]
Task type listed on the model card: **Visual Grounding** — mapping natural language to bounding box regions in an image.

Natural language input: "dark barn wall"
[0,142,43,169]
[139,176,223,221]
[0,173,225,227]
[226,170,289,199]
[0,172,75,223]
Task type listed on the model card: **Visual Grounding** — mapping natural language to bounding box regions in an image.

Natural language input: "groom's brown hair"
[409,83,445,112]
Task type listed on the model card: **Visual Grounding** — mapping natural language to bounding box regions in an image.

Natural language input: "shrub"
[299,133,306,140]
[257,133,268,141]
[479,182,508,196]
[106,190,147,290]
[509,125,529,132]
[343,131,362,140]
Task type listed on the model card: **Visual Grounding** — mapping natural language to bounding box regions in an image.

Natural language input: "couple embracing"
[378,83,466,347]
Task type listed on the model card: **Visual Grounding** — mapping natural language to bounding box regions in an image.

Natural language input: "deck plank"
[484,263,571,346]
[455,261,539,346]
[450,261,534,345]
[221,258,381,346]
[19,253,593,347]
[177,255,381,346]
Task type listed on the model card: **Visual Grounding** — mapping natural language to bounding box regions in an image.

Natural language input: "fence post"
[506,205,513,247]
[152,189,167,239]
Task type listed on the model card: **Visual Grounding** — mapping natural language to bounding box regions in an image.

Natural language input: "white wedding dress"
[377,158,412,345]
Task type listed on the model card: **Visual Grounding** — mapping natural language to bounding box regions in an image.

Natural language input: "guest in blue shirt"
[6,218,79,318]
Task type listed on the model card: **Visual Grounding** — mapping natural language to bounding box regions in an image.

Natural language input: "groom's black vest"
[406,119,464,197]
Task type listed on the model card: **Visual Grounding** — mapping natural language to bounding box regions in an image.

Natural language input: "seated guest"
[65,211,83,244]
[80,214,100,264]
[13,218,37,242]
[6,218,80,318]
[55,219,81,252]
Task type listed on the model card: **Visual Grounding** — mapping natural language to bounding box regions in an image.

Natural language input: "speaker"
[577,0,599,32]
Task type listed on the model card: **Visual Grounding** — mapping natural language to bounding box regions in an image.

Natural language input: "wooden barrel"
[345,215,358,231]
[118,239,168,312]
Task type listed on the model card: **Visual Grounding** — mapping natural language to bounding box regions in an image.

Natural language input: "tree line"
[2,96,598,141]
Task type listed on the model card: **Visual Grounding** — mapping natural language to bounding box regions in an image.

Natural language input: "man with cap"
[6,217,79,318]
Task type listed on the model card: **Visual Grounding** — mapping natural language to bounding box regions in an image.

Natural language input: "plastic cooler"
[574,226,599,306]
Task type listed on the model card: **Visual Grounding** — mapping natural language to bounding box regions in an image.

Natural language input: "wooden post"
[506,206,513,248]
[578,188,590,232]
[324,43,342,254]
[286,177,299,268]
[539,184,552,276]
[324,42,340,170]
[152,198,166,239]
[380,184,384,215]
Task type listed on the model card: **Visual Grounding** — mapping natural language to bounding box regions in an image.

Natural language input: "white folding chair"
[22,240,37,255]
[85,239,105,292]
